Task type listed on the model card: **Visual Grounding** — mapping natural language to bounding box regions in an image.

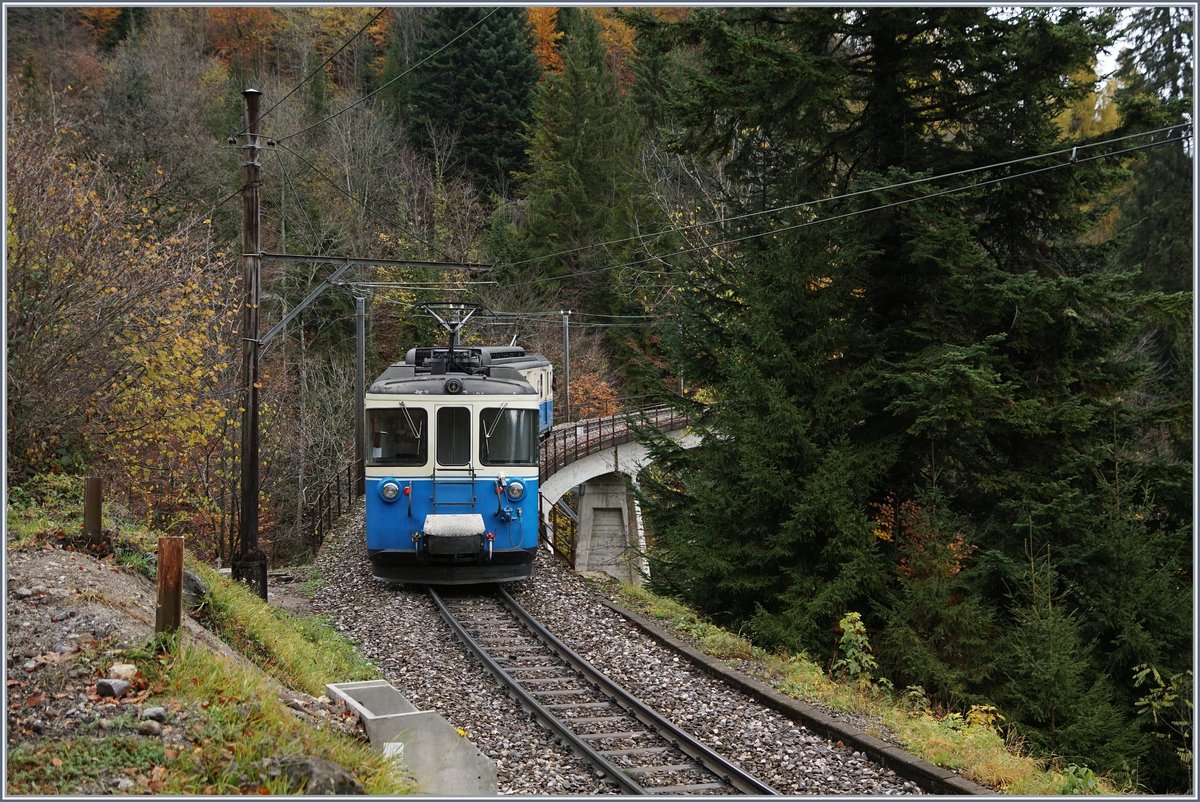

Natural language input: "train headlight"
[505,480,525,501]
[379,480,401,502]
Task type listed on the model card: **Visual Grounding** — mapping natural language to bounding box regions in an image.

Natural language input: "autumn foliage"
[528,8,564,75]
[6,86,239,555]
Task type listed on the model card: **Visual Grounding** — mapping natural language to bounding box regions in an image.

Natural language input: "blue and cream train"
[364,330,553,584]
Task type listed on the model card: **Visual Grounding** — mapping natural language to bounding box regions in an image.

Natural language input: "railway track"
[429,586,779,796]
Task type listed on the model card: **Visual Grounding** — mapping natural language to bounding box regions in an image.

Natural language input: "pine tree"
[404,7,539,195]
[633,16,1191,787]
[1114,7,1192,294]
[518,8,648,315]
[999,549,1146,777]
[873,485,998,707]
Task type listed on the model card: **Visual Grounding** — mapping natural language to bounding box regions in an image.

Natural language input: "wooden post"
[155,536,184,633]
[83,477,103,546]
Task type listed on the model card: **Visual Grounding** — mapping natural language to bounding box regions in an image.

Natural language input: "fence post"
[83,477,103,547]
[538,493,545,546]
[155,536,184,634]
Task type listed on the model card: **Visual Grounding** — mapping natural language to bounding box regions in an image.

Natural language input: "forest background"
[4,5,1193,793]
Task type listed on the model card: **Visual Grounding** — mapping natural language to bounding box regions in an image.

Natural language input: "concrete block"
[326,680,497,796]
[381,712,497,796]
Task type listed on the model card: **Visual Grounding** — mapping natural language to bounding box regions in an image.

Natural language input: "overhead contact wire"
[274,7,501,144]
[235,8,387,138]
[500,122,1192,273]
[275,140,452,262]
[525,128,1193,282]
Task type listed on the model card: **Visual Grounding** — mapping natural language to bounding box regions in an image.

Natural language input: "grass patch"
[189,561,378,697]
[5,473,87,546]
[615,583,762,661]
[152,638,410,794]
[8,736,167,794]
[7,638,414,796]
[609,581,1121,795]
[6,472,404,794]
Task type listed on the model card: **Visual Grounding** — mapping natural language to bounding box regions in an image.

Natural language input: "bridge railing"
[303,457,364,557]
[539,404,689,482]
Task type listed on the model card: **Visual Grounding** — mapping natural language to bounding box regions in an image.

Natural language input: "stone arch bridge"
[538,405,698,586]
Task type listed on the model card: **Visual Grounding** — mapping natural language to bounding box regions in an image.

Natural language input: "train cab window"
[437,407,471,465]
[368,407,426,466]
[480,407,539,466]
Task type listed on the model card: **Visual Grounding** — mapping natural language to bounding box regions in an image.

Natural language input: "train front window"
[437,407,471,465]
[480,407,538,466]
[368,407,426,466]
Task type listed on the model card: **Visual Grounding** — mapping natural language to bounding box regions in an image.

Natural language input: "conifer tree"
[404,7,539,195]
[999,551,1146,777]
[518,8,651,314]
[633,11,1190,785]
[1114,6,1192,294]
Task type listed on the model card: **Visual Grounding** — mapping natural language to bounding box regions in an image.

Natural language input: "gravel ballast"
[309,515,925,796]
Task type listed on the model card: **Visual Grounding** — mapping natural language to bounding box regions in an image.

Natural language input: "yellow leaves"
[529,8,565,75]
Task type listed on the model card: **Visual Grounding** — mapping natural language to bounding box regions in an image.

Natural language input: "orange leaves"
[78,8,124,46]
[593,9,637,86]
[569,370,620,419]
[205,8,280,65]
[529,8,565,75]
[872,492,976,579]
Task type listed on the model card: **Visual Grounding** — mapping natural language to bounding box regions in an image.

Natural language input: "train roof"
[369,343,548,397]
[367,370,537,397]
[403,345,550,371]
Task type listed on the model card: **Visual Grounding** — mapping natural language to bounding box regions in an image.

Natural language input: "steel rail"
[430,587,778,796]
[498,587,779,797]
[428,588,648,795]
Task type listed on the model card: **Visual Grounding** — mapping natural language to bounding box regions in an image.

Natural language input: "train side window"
[437,407,471,465]
[368,407,426,466]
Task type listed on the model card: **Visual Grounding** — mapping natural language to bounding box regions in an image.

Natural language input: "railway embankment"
[4,476,410,795]
[7,476,1119,795]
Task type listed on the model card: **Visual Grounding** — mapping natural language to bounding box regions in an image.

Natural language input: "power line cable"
[274,140,453,261]
[520,128,1193,284]
[274,7,500,144]
[235,8,387,138]
[500,122,1191,272]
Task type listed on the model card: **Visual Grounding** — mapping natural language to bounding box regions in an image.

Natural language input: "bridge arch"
[537,406,697,584]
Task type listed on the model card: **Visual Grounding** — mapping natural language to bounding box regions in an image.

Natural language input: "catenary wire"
[274,140,453,261]
[235,8,387,138]
[274,7,500,144]
[500,122,1191,272]
[516,128,1193,285]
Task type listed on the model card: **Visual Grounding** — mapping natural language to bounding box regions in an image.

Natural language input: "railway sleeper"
[542,701,611,711]
[485,645,547,654]
[648,783,729,795]
[567,715,631,726]
[597,746,673,758]
[577,730,653,741]
[623,763,704,776]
